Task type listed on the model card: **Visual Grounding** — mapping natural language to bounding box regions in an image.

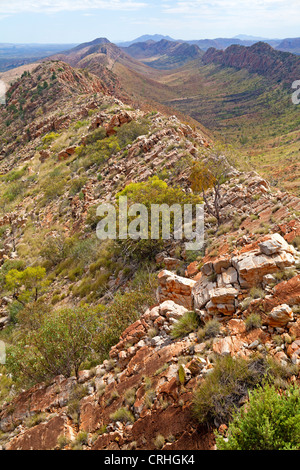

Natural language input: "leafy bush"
[84,127,106,145]
[116,176,202,260]
[115,118,150,148]
[41,132,60,147]
[2,166,27,182]
[97,285,156,358]
[216,384,300,450]
[5,266,48,305]
[76,134,120,170]
[171,311,200,339]
[3,181,25,203]
[40,232,69,267]
[69,177,87,196]
[192,355,295,427]
[7,305,104,385]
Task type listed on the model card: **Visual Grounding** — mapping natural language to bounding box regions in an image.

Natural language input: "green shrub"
[240,297,252,312]
[70,430,89,450]
[40,232,69,267]
[216,384,300,450]
[5,266,48,305]
[249,287,265,300]
[115,118,150,147]
[3,166,27,182]
[7,301,24,324]
[273,269,297,282]
[245,313,262,331]
[25,412,47,428]
[144,389,156,408]
[192,355,287,427]
[96,286,156,359]
[197,319,220,340]
[124,388,136,406]
[110,408,135,424]
[57,434,70,449]
[42,132,60,147]
[116,176,202,260]
[84,127,106,145]
[69,177,87,196]
[0,366,14,406]
[3,181,25,203]
[171,311,200,339]
[67,384,89,424]
[7,306,103,385]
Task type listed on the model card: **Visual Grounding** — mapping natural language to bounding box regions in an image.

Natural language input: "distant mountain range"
[121,39,204,69]
[1,34,300,73]
[47,35,300,193]
[116,34,177,47]
[117,34,300,54]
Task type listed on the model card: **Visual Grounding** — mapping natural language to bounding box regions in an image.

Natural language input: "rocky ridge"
[0,61,300,451]
[202,42,300,83]
[0,225,299,450]
[1,169,300,449]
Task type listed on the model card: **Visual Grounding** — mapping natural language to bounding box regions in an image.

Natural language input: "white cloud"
[161,0,300,32]
[0,0,147,14]
[163,0,299,16]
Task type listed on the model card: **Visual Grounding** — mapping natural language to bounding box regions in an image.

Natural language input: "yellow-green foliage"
[5,266,48,304]
[116,176,202,260]
[216,384,300,450]
[41,132,60,147]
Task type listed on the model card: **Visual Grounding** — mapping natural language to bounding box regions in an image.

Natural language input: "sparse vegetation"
[110,408,135,424]
[197,319,221,340]
[216,384,300,450]
[245,313,262,331]
[193,355,296,427]
[171,311,200,339]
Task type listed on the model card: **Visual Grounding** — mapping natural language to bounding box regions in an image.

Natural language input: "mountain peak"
[73,37,111,51]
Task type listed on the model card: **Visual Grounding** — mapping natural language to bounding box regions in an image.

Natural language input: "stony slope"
[0,60,299,451]
[202,42,300,84]
[0,172,300,450]
[50,38,300,194]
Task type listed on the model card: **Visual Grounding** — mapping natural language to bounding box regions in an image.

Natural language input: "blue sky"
[0,0,298,44]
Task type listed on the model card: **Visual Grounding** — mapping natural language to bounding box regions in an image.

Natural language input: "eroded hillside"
[0,60,299,451]
[51,40,300,194]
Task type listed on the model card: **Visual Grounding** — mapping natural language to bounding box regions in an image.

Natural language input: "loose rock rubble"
[0,230,299,449]
[0,61,300,451]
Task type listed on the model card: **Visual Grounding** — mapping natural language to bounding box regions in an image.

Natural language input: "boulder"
[209,287,239,305]
[259,233,296,256]
[232,253,278,286]
[157,270,196,310]
[159,301,188,320]
[266,304,293,328]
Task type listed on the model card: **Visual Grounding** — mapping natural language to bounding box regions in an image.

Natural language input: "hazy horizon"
[0,33,295,47]
[0,1,298,44]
